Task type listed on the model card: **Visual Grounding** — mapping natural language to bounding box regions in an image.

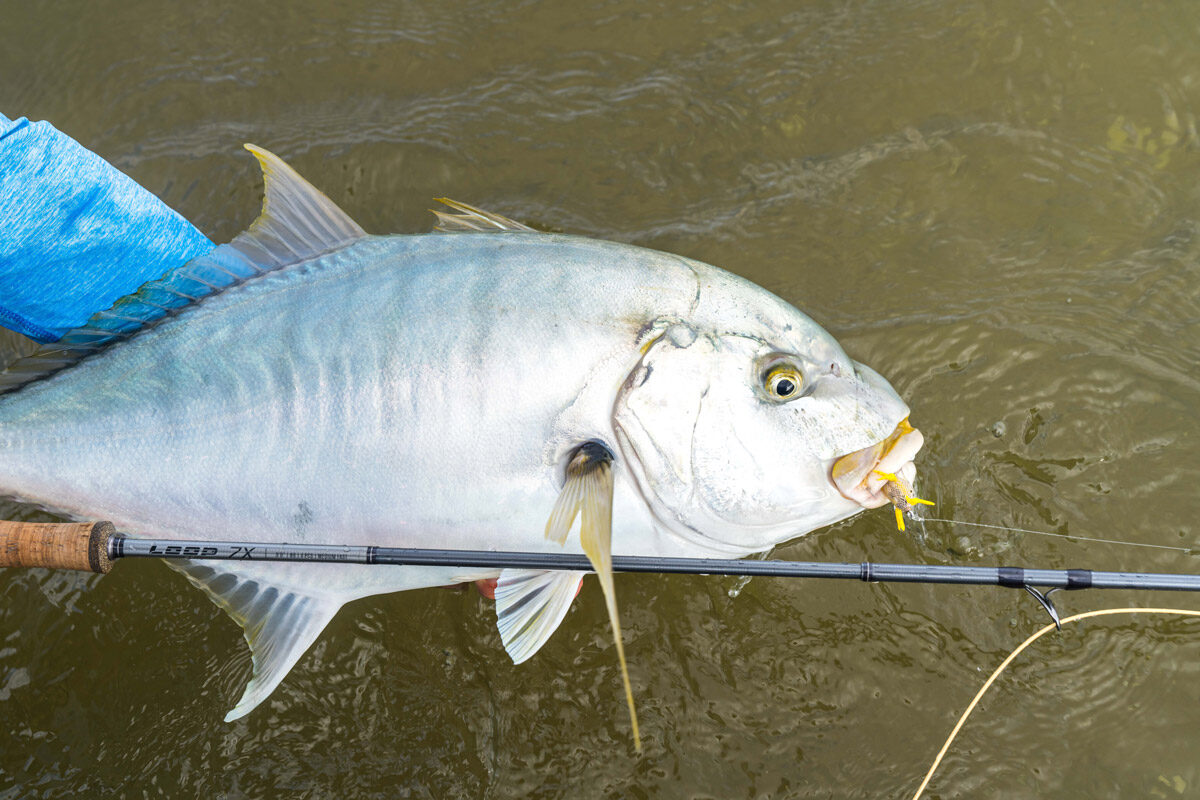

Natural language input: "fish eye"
[764,365,803,401]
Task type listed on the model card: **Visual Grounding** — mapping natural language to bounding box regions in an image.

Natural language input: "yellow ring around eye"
[765,366,803,399]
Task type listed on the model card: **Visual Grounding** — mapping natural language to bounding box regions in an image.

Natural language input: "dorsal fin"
[0,144,366,395]
[431,198,537,233]
[230,144,366,268]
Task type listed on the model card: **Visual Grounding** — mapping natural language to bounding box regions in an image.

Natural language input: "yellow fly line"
[911,607,1200,800]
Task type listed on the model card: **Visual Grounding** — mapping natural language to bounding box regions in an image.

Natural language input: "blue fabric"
[0,113,213,342]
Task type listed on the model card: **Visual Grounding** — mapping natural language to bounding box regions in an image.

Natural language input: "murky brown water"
[4,1,1200,797]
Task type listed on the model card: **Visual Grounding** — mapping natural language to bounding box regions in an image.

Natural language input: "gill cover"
[614,324,713,538]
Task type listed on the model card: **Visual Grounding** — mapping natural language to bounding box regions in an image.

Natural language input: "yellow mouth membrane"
[830,417,932,530]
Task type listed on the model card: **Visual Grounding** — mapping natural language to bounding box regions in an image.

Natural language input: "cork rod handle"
[0,520,115,573]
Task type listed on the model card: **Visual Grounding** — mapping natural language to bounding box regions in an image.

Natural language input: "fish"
[0,145,924,744]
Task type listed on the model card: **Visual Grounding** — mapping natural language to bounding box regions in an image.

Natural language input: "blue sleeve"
[0,113,214,343]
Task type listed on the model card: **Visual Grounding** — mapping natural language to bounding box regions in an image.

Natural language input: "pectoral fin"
[546,442,641,752]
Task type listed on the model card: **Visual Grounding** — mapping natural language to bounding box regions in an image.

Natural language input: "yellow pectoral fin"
[545,472,586,545]
[555,443,641,753]
[578,462,641,753]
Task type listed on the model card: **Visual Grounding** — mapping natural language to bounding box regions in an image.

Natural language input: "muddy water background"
[3,1,1200,797]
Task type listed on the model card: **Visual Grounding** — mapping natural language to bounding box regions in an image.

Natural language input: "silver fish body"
[0,148,923,720]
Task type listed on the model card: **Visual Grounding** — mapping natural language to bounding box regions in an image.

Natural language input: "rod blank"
[4,521,1200,595]
[111,532,1200,593]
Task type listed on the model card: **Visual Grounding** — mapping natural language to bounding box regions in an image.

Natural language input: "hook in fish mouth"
[830,417,925,509]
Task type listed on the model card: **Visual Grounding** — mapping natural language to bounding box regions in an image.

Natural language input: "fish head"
[613,308,923,556]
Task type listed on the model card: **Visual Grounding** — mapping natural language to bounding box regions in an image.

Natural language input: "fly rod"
[4,520,1200,599]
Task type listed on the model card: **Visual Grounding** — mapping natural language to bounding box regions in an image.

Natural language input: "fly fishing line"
[925,517,1195,554]
[910,607,1200,800]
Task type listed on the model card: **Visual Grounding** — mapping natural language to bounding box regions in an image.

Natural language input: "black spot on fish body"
[292,502,314,536]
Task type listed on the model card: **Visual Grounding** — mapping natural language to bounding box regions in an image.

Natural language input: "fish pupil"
[776,378,795,396]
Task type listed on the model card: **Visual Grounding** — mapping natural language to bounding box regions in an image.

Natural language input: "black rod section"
[111,536,1200,592]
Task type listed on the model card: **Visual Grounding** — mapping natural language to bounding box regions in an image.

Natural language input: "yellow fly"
[874,471,935,532]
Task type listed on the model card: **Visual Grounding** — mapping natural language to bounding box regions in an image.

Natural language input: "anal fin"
[170,561,341,722]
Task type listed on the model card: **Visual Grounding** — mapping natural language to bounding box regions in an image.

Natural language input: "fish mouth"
[830,417,925,509]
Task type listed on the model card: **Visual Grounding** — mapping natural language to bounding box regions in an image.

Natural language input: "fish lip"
[829,419,925,509]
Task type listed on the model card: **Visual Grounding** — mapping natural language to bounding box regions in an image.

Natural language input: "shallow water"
[3,1,1200,797]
